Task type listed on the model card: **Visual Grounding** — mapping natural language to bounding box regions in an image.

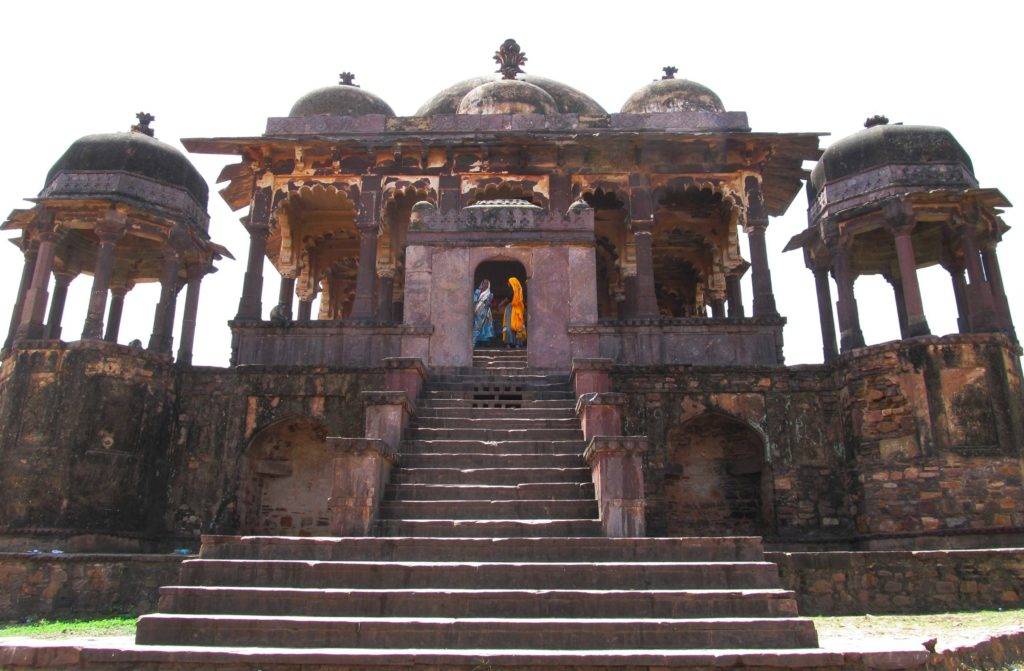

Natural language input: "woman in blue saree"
[472,279,495,346]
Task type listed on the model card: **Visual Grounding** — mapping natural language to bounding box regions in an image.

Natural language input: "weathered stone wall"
[840,336,1024,540]
[164,366,381,542]
[0,553,185,621]
[769,548,1024,615]
[0,343,176,544]
[613,363,851,542]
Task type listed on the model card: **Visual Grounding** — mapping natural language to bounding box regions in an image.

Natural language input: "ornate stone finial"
[131,112,155,137]
[864,114,889,128]
[339,72,359,87]
[662,66,678,80]
[494,39,527,80]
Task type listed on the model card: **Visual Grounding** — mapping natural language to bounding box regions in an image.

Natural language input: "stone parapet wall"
[0,553,185,621]
[230,322,421,367]
[769,548,1024,615]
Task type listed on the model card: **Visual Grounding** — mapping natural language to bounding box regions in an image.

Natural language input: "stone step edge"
[138,613,813,626]
[160,585,797,597]
[183,559,779,568]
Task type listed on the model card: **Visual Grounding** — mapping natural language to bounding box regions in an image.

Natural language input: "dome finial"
[494,39,527,80]
[864,114,889,128]
[339,72,359,87]
[131,112,155,137]
[662,66,678,80]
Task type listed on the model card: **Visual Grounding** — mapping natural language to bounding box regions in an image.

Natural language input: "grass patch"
[813,609,1024,645]
[0,616,136,639]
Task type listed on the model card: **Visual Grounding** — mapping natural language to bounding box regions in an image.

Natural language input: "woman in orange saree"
[501,277,527,348]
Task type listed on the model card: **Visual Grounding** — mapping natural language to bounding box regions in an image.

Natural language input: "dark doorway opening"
[473,260,527,349]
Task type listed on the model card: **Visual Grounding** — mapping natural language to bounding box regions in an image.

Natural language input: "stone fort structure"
[0,39,1021,667]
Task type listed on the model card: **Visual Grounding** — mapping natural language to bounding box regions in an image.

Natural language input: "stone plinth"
[382,357,427,405]
[571,357,614,396]
[584,436,648,537]
[326,437,396,536]
[362,391,414,452]
[575,392,625,441]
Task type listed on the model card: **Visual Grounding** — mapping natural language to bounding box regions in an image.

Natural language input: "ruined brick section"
[0,343,380,549]
[769,548,1024,615]
[617,334,1024,546]
[0,553,184,621]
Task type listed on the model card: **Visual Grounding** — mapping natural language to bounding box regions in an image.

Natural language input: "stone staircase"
[134,347,819,661]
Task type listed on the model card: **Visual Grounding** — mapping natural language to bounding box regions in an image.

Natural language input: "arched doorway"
[658,413,769,536]
[238,417,333,535]
[472,260,527,349]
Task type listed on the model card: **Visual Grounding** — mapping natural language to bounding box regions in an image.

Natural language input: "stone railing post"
[362,390,414,454]
[383,357,427,406]
[576,392,626,442]
[584,436,648,537]
[571,357,614,398]
[326,437,396,536]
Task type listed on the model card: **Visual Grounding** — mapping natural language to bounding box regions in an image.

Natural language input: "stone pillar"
[148,253,181,353]
[438,174,460,214]
[376,271,394,323]
[549,173,572,216]
[4,244,38,353]
[277,275,295,320]
[81,225,122,339]
[744,176,778,317]
[351,178,382,321]
[621,274,638,319]
[236,224,268,321]
[892,224,930,337]
[16,220,58,342]
[631,222,658,319]
[297,299,313,322]
[383,357,427,404]
[104,284,129,343]
[981,243,1015,337]
[726,274,745,318]
[710,298,726,319]
[44,272,74,340]
[832,242,864,352]
[813,267,838,363]
[327,437,396,536]
[584,436,647,537]
[948,266,969,334]
[960,222,997,332]
[177,273,203,365]
[887,275,910,339]
[571,357,614,398]
[362,390,414,453]
[576,392,626,442]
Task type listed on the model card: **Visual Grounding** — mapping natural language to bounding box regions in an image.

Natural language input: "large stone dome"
[44,116,208,207]
[809,118,974,196]
[457,79,558,115]
[289,73,395,117]
[621,68,724,114]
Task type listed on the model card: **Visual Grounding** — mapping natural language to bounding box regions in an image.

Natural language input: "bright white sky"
[1,0,1020,366]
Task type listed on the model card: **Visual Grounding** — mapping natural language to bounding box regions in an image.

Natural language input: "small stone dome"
[621,67,725,114]
[289,72,395,117]
[44,114,208,207]
[809,118,975,195]
[457,80,558,115]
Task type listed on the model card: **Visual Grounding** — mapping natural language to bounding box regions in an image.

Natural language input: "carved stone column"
[16,216,58,342]
[959,220,996,332]
[43,271,74,340]
[236,223,268,321]
[177,269,204,365]
[630,222,658,319]
[726,274,745,318]
[890,212,929,337]
[297,299,313,322]
[744,177,777,317]
[149,252,181,353]
[886,274,910,339]
[947,265,969,334]
[832,240,864,352]
[376,270,395,323]
[351,178,382,321]
[710,298,726,319]
[981,243,1014,337]
[813,266,838,363]
[104,283,131,343]
[277,275,295,320]
[81,219,124,339]
[4,243,38,352]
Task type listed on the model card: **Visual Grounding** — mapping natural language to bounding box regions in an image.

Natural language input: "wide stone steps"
[157,586,800,619]
[391,466,591,485]
[413,416,580,429]
[409,427,583,440]
[199,535,768,563]
[135,613,817,649]
[401,439,586,454]
[417,407,577,419]
[379,499,598,520]
[377,518,603,537]
[386,482,595,501]
[419,398,576,408]
[397,452,584,468]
